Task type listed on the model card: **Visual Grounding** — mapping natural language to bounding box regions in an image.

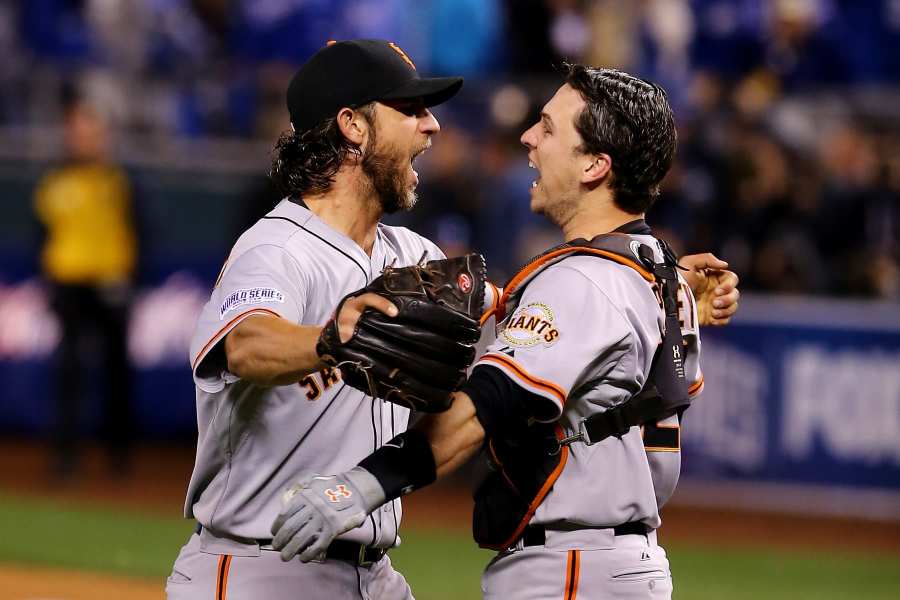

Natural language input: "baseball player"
[168,38,738,599]
[270,64,708,600]
[165,40,478,600]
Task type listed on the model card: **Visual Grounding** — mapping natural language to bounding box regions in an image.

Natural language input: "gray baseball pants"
[166,529,413,600]
[481,528,672,599]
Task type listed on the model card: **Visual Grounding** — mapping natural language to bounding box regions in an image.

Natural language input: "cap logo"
[388,42,416,70]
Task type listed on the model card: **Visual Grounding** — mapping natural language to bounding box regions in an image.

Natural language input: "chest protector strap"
[473,232,690,550]
[561,241,690,449]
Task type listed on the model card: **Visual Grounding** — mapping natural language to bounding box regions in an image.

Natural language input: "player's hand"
[335,293,398,343]
[271,467,386,562]
[678,253,740,326]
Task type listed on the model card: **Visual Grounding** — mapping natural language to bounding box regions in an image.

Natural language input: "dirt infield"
[0,563,162,600]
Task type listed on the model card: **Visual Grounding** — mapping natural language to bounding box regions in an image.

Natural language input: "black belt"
[520,522,651,547]
[195,524,386,567]
[323,539,387,567]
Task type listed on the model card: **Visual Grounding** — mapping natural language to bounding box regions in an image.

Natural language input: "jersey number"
[299,367,342,401]
[653,281,695,332]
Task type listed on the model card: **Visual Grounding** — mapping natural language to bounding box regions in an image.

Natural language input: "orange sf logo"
[388,42,416,70]
[325,485,352,503]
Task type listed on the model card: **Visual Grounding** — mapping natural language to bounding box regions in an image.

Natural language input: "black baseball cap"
[287,39,463,133]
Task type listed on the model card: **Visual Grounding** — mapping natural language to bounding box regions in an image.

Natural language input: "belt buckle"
[357,545,382,567]
[357,545,371,567]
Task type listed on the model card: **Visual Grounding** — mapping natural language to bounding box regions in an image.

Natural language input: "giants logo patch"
[500,302,561,347]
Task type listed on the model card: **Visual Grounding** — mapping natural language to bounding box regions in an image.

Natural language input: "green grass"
[668,546,900,600]
[0,493,898,599]
[0,493,193,579]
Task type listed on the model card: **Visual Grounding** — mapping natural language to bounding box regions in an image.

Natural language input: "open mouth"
[529,159,540,188]
[409,145,430,185]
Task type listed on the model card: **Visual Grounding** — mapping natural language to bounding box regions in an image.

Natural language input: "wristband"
[358,429,437,501]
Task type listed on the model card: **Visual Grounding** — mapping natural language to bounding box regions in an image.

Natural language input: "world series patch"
[219,287,285,319]
[500,302,561,347]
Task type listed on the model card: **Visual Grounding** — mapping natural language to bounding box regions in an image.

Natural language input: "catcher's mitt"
[316,253,486,412]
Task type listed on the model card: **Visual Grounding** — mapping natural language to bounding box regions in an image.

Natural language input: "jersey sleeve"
[644,413,682,509]
[474,265,633,422]
[480,281,501,325]
[676,275,703,397]
[190,244,308,392]
[418,234,446,261]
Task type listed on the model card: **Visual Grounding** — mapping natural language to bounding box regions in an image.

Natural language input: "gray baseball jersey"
[475,234,702,531]
[184,199,446,546]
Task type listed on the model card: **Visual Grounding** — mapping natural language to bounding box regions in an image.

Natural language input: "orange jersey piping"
[191,308,281,372]
[493,424,570,551]
[479,353,567,408]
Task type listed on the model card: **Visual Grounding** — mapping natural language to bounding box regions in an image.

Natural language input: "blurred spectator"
[1,0,899,299]
[583,0,641,71]
[474,128,558,281]
[229,0,349,64]
[0,2,27,125]
[33,97,138,479]
[428,0,503,77]
[503,0,560,74]
[817,125,898,296]
[764,0,851,91]
[21,0,93,64]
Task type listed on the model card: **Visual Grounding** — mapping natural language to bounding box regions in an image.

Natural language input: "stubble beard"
[534,184,579,231]
[361,135,417,214]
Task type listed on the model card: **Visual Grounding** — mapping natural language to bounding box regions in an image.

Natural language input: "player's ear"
[582,153,612,185]
[336,107,369,147]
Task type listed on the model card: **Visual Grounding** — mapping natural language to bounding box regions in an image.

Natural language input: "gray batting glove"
[271,466,387,563]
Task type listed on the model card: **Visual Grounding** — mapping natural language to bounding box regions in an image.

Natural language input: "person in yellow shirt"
[34,99,138,478]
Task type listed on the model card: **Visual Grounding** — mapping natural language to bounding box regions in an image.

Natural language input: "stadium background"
[0,0,898,598]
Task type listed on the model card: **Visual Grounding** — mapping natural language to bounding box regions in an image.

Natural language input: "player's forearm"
[415,391,486,479]
[224,315,324,386]
[356,391,485,505]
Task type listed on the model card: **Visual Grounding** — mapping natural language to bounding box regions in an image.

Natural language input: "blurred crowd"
[2,0,899,296]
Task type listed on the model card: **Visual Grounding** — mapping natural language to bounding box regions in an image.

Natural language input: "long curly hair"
[269,103,376,197]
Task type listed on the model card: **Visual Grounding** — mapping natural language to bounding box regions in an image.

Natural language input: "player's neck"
[303,174,382,255]
[561,191,645,242]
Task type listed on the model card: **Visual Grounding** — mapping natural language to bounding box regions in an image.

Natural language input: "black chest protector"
[473,230,691,550]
